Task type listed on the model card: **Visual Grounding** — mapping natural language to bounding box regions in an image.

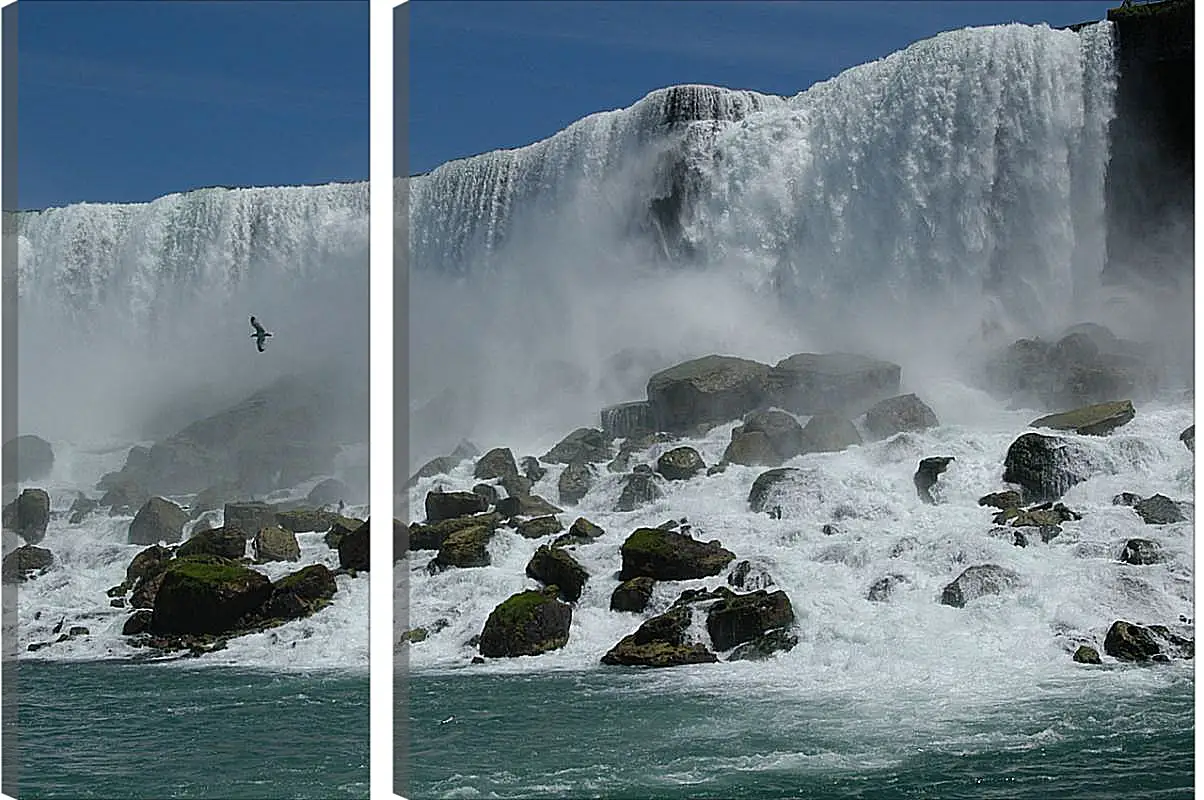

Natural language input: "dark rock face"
[1119,538,1164,565]
[430,524,493,570]
[978,490,1023,510]
[601,605,717,668]
[2,435,55,482]
[122,610,153,636]
[68,494,99,524]
[558,461,594,505]
[525,546,589,602]
[223,503,279,540]
[1104,620,1194,663]
[748,468,801,513]
[939,565,1022,608]
[474,448,521,485]
[724,409,805,467]
[520,456,547,485]
[99,478,150,516]
[704,589,795,652]
[424,489,488,523]
[257,564,337,621]
[149,555,273,635]
[618,528,734,581]
[1133,494,1186,525]
[128,497,189,545]
[1180,425,1194,453]
[1073,645,1102,664]
[799,413,862,454]
[1,545,53,583]
[1002,433,1093,504]
[646,355,770,434]
[863,394,939,440]
[728,628,799,661]
[867,574,910,602]
[616,472,664,512]
[306,478,349,508]
[337,519,370,571]
[2,488,51,544]
[914,457,955,505]
[408,513,501,551]
[656,446,705,481]
[610,576,656,612]
[471,483,500,507]
[727,560,775,591]
[553,517,605,547]
[600,401,655,440]
[983,334,1157,410]
[479,588,572,657]
[1030,400,1136,436]
[515,515,564,539]
[253,525,302,563]
[723,430,780,467]
[126,545,173,587]
[767,353,901,416]
[176,527,246,559]
[543,428,611,465]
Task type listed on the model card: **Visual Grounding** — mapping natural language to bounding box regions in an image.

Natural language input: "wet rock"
[748,468,801,513]
[1073,645,1102,664]
[647,355,771,434]
[223,503,279,540]
[727,628,799,661]
[724,410,805,467]
[768,352,901,416]
[939,564,1022,608]
[176,527,247,559]
[424,489,488,523]
[618,528,734,581]
[495,496,521,519]
[525,546,589,602]
[306,478,349,508]
[601,605,717,667]
[514,492,563,517]
[520,456,547,485]
[1119,538,1164,565]
[727,560,775,591]
[1029,400,1135,436]
[722,429,780,467]
[122,610,153,636]
[867,574,910,602]
[600,401,655,440]
[552,517,605,547]
[128,497,189,546]
[479,588,572,657]
[149,555,273,635]
[656,446,705,481]
[1104,620,1194,663]
[68,494,100,525]
[705,589,795,652]
[274,509,339,534]
[407,455,457,487]
[2,435,55,482]
[99,478,150,516]
[863,394,939,440]
[337,519,370,571]
[408,513,502,551]
[978,490,1023,510]
[543,428,612,465]
[914,457,955,504]
[558,461,594,505]
[1180,425,1194,453]
[257,564,337,621]
[616,471,664,512]
[324,516,364,551]
[253,525,302,563]
[610,576,656,612]
[1133,494,1186,525]
[429,524,493,570]
[799,412,862,455]
[125,545,172,588]
[1,544,53,583]
[471,483,500,507]
[2,488,51,544]
[984,332,1156,409]
[515,515,563,539]
[1002,433,1095,504]
[1112,492,1143,507]
[474,448,521,485]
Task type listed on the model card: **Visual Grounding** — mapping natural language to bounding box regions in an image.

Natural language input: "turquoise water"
[13,660,368,799]
[404,668,1193,799]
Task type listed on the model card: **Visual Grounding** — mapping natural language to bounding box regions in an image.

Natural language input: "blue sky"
[406,0,1119,176]
[17,1,368,210]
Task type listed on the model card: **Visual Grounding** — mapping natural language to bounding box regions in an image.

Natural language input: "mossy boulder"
[149,555,273,635]
[601,605,717,667]
[128,497,189,545]
[424,489,488,523]
[478,588,572,657]
[525,546,589,602]
[3,435,55,482]
[939,564,1022,608]
[337,519,370,571]
[253,525,302,563]
[223,502,279,540]
[1,544,53,583]
[863,394,939,440]
[275,509,338,533]
[515,515,564,539]
[768,352,901,416]
[176,526,244,559]
[408,512,501,551]
[2,488,51,544]
[799,412,862,454]
[430,524,494,571]
[647,355,771,434]
[257,564,337,620]
[1104,620,1194,662]
[126,544,174,586]
[1073,645,1102,664]
[618,528,734,581]
[558,461,594,505]
[610,576,655,612]
[553,517,605,547]
[656,446,705,481]
[705,589,795,652]
[1029,400,1135,436]
[543,428,611,465]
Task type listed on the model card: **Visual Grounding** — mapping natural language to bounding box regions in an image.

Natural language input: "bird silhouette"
[250,315,273,352]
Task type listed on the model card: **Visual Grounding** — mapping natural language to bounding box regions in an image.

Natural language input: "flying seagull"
[250,315,273,352]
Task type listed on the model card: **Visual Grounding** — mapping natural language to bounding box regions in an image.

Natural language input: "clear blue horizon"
[17,0,368,211]
[406,0,1120,176]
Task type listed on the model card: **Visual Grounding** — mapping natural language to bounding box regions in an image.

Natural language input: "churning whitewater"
[5,181,370,672]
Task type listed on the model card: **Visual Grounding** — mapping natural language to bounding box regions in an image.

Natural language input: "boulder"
[984,333,1157,409]
[768,352,901,416]
[149,555,273,635]
[2,435,54,482]
[257,564,337,621]
[656,446,705,481]
[601,605,717,667]
[525,546,589,602]
[610,576,655,612]
[618,528,734,581]
[799,413,862,454]
[2,488,51,544]
[558,461,594,505]
[867,574,910,602]
[407,455,457,487]
[176,527,246,559]
[520,456,546,485]
[408,512,501,551]
[306,478,349,508]
[122,610,153,636]
[223,503,279,540]
[1113,492,1143,507]
[478,588,572,657]
[68,494,100,524]
[1029,400,1135,436]
[552,517,605,547]
[1180,425,1194,453]
[600,401,655,440]
[324,516,364,551]
[130,570,169,609]
[253,525,302,563]
[1073,645,1102,664]
[1002,433,1094,504]
[543,428,611,465]
[1103,620,1193,662]
[748,468,801,513]
[914,457,955,505]
[1133,494,1186,525]
[1,544,53,583]
[99,479,149,516]
[723,429,781,467]
[978,490,1022,510]
[514,492,563,517]
[616,471,663,512]
[939,564,1022,608]
[125,545,173,587]
[646,355,770,434]
[128,497,189,545]
[515,515,563,539]
[471,483,500,507]
[1119,538,1163,565]
[275,509,339,534]
[337,519,370,571]
[474,448,521,485]
[424,489,488,523]
[727,628,800,661]
[705,589,795,652]
[863,394,939,440]
[429,524,493,570]
[723,410,805,467]
[726,560,775,591]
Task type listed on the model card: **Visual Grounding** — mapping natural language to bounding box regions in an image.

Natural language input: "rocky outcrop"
[256,564,337,621]
[799,413,862,454]
[1029,400,1136,436]
[525,546,589,602]
[408,513,501,551]
[939,565,1022,608]
[618,528,734,581]
[128,497,189,545]
[2,435,55,483]
[767,353,901,416]
[600,401,655,440]
[1,544,53,583]
[610,576,655,612]
[1002,433,1096,504]
[656,446,705,481]
[2,488,51,544]
[543,428,611,465]
[176,527,246,559]
[126,545,173,587]
[646,355,770,433]
[478,588,572,657]
[425,489,489,523]
[914,457,954,505]
[1103,620,1193,663]
[863,394,939,439]
[704,588,795,652]
[253,525,302,563]
[149,555,273,635]
[474,448,521,485]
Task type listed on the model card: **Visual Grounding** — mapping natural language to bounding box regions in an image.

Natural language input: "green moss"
[275,564,325,590]
[166,554,250,583]
[1108,0,1188,19]
[490,590,551,630]
[624,528,676,557]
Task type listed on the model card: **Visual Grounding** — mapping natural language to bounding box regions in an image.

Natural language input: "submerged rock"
[727,559,776,591]
[478,588,572,658]
[2,488,51,544]
[1119,538,1164,565]
[1029,400,1135,436]
[863,394,939,440]
[939,565,1022,608]
[520,456,547,485]
[727,628,799,661]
